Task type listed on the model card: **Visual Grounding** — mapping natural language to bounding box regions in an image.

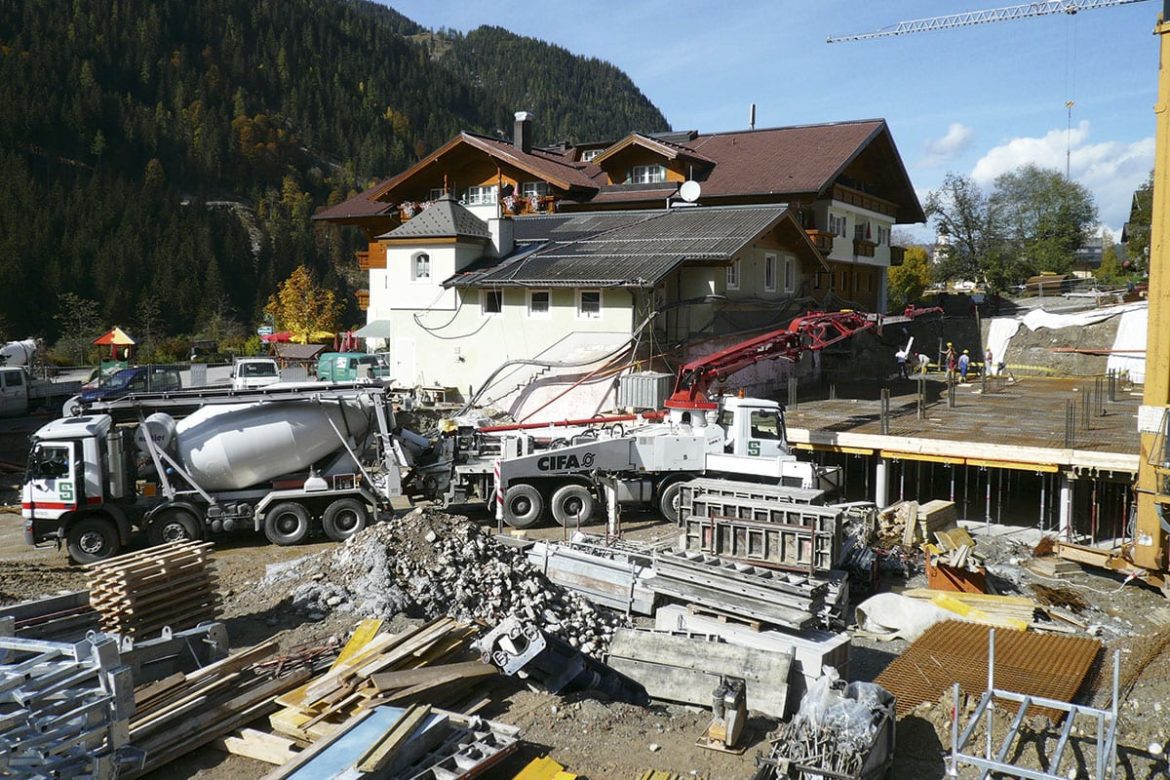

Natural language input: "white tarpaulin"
[854,593,953,642]
[985,319,1020,375]
[1107,308,1147,384]
[1018,301,1146,332]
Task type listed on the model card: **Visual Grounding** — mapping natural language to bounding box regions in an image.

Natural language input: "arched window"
[413,252,430,280]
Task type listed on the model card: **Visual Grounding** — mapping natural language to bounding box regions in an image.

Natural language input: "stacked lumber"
[269,616,497,743]
[124,641,312,778]
[87,541,219,637]
[1024,556,1081,579]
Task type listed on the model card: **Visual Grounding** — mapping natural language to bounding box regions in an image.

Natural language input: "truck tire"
[322,498,368,542]
[264,502,310,546]
[550,484,594,527]
[148,508,203,547]
[503,484,544,529]
[66,517,122,564]
[658,480,685,524]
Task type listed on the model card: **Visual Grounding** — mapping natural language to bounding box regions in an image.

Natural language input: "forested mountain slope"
[0,0,668,349]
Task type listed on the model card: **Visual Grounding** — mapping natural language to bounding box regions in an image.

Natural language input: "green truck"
[316,352,391,382]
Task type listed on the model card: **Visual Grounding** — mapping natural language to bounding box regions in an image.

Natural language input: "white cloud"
[918,123,974,167]
[970,121,1153,230]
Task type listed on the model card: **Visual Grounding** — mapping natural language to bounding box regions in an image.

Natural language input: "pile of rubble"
[264,508,627,657]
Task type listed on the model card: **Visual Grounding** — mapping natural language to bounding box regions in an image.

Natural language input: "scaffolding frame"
[946,629,1120,780]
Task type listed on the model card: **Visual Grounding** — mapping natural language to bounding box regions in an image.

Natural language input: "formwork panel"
[874,621,1101,721]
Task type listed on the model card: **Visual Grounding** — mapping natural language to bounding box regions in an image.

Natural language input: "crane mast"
[827,0,1149,43]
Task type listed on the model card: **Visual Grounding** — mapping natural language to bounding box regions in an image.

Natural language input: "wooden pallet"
[86,541,219,637]
[686,604,762,632]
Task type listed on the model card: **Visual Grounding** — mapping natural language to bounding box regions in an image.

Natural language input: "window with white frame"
[465,186,497,206]
[520,181,549,198]
[412,252,430,281]
[528,289,550,318]
[763,254,777,292]
[628,165,666,184]
[829,213,847,238]
[581,149,602,162]
[577,290,601,318]
[428,187,445,201]
[783,255,796,293]
[726,259,740,291]
[481,289,503,315]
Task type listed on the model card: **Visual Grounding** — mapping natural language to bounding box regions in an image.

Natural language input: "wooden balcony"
[356,289,369,311]
[890,245,905,266]
[503,195,557,216]
[831,185,898,218]
[853,239,877,258]
[805,229,835,255]
[356,250,369,270]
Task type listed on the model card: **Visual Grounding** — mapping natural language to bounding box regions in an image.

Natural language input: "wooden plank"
[355,704,431,773]
[333,618,383,668]
[213,729,301,765]
[369,661,496,693]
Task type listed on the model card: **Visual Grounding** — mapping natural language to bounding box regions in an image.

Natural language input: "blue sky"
[384,1,1158,240]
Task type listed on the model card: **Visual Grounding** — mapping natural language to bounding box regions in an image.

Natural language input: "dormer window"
[628,165,666,184]
[520,181,549,198]
[581,149,602,162]
[412,252,431,281]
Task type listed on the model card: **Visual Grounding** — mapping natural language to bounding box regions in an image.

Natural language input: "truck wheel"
[148,508,202,547]
[322,498,368,542]
[66,517,122,564]
[503,484,544,529]
[658,481,685,524]
[264,502,310,546]
[550,484,595,527]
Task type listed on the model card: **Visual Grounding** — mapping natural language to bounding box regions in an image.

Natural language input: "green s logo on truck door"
[748,441,760,456]
[59,482,74,503]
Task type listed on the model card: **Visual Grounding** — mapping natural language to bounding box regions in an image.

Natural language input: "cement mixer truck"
[21,383,408,563]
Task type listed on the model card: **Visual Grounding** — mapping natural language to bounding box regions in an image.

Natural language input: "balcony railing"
[805,229,835,255]
[853,239,877,258]
[503,195,557,216]
[356,251,369,271]
[356,289,369,311]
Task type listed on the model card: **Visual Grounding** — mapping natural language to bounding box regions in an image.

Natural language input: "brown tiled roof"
[688,120,881,196]
[313,181,396,222]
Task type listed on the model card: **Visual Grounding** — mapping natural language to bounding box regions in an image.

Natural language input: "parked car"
[230,357,281,390]
[316,352,390,382]
[64,366,182,415]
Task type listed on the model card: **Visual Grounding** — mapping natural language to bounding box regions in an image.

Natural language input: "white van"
[230,358,281,390]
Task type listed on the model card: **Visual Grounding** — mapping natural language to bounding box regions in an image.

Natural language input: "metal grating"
[874,621,1101,721]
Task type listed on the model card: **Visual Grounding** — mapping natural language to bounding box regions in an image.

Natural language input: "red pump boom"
[665,307,941,410]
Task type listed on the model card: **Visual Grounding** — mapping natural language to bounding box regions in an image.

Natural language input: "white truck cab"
[231,358,281,390]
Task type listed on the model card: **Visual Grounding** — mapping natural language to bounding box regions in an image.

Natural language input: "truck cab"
[22,415,133,562]
[0,367,28,416]
[230,358,281,390]
[715,396,790,459]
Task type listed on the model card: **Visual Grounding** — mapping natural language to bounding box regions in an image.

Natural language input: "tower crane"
[827,1,1170,595]
[827,0,1150,44]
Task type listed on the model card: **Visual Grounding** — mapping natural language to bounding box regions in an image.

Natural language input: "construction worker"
[984,347,995,376]
[944,342,957,381]
[895,347,909,379]
[916,352,931,377]
[957,349,970,382]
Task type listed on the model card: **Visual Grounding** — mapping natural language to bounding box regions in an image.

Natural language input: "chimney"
[488,217,514,259]
[514,111,535,154]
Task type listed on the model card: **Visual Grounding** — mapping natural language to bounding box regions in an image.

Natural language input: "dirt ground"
[4,507,1170,779]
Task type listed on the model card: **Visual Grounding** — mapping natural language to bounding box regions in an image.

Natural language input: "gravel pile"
[263,508,627,657]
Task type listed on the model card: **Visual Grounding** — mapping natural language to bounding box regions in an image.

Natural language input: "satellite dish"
[679,180,701,203]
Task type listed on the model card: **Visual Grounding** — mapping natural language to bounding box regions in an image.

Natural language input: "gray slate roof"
[448,205,790,289]
[376,194,491,241]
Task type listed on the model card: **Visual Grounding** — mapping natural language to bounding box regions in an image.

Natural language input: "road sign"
[257,326,274,336]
